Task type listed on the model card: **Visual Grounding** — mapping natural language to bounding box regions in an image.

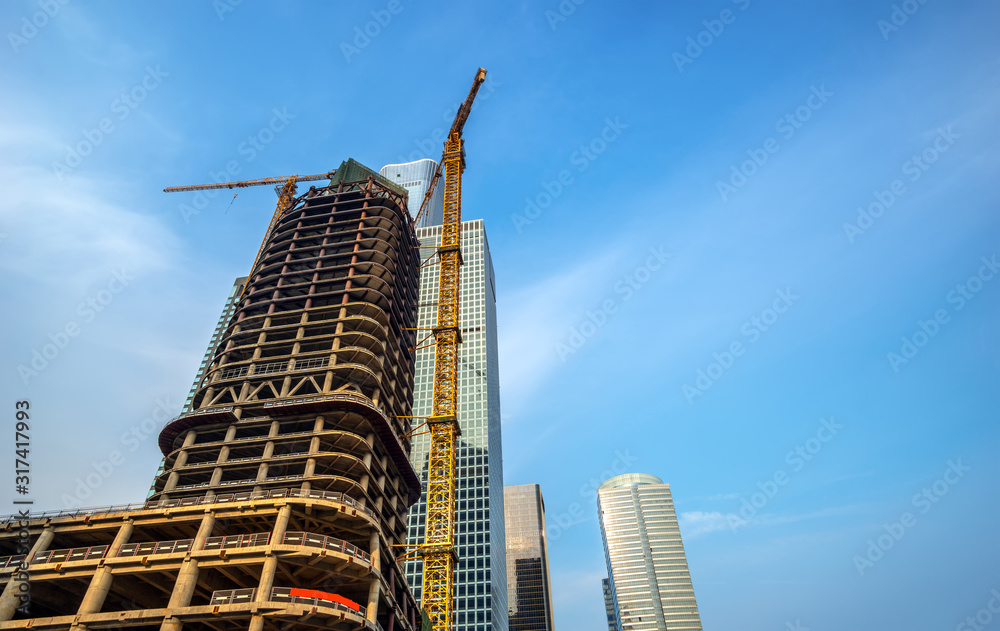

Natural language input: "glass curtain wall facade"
[503,485,554,631]
[602,578,618,631]
[379,159,445,228]
[405,219,507,631]
[183,276,248,412]
[597,474,702,631]
[147,276,250,497]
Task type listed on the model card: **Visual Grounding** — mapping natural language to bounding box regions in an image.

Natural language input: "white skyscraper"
[380,158,445,228]
[598,474,702,631]
[405,219,507,631]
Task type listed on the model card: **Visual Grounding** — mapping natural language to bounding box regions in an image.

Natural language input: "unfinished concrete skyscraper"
[0,159,428,631]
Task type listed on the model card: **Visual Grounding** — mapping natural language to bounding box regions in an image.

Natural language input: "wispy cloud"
[681,511,733,537]
[0,122,178,293]
[498,246,624,415]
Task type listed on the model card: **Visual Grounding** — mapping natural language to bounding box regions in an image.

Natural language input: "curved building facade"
[379,159,445,228]
[0,159,426,631]
[598,474,702,631]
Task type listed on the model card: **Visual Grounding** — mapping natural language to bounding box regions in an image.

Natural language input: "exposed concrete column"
[369,530,381,572]
[248,505,293,631]
[164,451,190,492]
[164,472,180,493]
[270,504,292,544]
[0,526,54,621]
[304,420,320,494]
[366,577,381,624]
[77,520,134,615]
[309,415,323,455]
[209,467,223,487]
[255,462,269,482]
[254,505,292,597]
[216,445,230,464]
[161,511,216,631]
[193,511,217,548]
[182,431,198,448]
[262,442,275,459]
[360,434,374,494]
[269,420,280,437]
[225,424,237,442]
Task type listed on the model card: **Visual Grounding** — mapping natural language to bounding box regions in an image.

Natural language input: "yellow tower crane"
[164,67,488,631]
[163,170,336,296]
[412,66,488,631]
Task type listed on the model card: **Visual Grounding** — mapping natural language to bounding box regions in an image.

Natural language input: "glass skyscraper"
[146,275,249,497]
[404,219,507,631]
[503,485,555,631]
[598,474,702,631]
[182,276,247,412]
[379,158,445,228]
[602,578,617,631]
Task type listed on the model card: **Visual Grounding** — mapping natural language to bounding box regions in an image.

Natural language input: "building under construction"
[0,159,428,631]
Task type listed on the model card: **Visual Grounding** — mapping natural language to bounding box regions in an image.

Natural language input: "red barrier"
[288,588,361,612]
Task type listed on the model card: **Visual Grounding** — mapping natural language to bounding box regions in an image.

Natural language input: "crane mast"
[420,67,487,631]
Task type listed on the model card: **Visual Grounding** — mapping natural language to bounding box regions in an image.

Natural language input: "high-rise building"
[404,219,507,631]
[380,159,445,228]
[0,159,426,631]
[598,474,702,631]
[503,485,554,631]
[148,276,248,498]
[183,276,247,412]
[602,578,618,631]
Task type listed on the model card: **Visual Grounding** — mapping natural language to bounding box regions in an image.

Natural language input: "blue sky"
[1,1,998,629]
